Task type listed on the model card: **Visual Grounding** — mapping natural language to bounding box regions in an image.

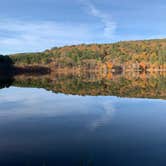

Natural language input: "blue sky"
[0,0,165,54]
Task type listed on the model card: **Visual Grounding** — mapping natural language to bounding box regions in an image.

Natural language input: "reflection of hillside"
[11,72,166,99]
[0,76,14,89]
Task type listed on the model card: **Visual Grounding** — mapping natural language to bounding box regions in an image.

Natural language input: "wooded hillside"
[8,39,166,71]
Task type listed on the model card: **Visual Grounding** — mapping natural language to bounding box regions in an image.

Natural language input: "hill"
[6,38,166,72]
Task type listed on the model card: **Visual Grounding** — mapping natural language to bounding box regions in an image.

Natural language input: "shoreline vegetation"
[0,39,165,99]
[0,38,165,74]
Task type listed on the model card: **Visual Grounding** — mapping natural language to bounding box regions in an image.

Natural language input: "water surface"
[0,85,166,166]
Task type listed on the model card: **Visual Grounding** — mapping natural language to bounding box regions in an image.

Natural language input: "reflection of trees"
[7,72,165,99]
[0,77,14,89]
[0,66,165,99]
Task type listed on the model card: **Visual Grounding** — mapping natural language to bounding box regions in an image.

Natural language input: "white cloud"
[0,1,117,54]
[0,19,95,54]
[80,0,117,37]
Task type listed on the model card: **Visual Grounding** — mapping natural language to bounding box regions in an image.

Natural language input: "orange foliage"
[106,62,113,69]
[139,62,147,70]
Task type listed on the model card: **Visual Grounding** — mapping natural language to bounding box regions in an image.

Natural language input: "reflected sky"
[0,87,165,124]
[0,87,166,166]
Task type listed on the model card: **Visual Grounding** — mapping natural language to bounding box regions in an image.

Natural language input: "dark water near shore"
[0,73,166,166]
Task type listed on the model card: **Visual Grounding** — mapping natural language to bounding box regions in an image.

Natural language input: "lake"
[0,72,166,166]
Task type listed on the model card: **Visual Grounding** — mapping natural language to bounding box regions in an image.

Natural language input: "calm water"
[0,84,166,166]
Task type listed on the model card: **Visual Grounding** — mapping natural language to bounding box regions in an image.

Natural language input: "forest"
[0,39,166,99]
[6,39,166,72]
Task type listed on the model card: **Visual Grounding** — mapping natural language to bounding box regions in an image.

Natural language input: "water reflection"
[0,71,166,99]
[0,71,166,165]
[0,87,166,166]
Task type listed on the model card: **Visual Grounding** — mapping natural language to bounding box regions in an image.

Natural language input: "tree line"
[5,38,166,70]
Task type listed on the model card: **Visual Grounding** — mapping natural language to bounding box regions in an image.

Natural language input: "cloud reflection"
[0,87,165,129]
